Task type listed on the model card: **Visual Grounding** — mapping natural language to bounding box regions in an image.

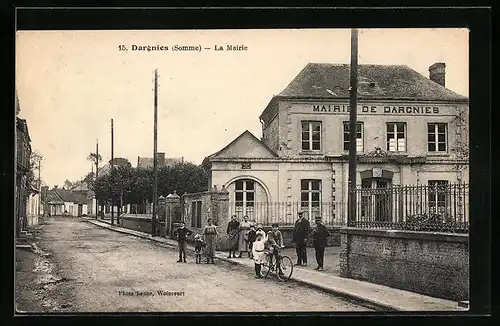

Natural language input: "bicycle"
[260,248,293,281]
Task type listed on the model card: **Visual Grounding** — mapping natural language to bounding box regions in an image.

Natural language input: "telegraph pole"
[111,119,115,226]
[37,157,41,217]
[95,139,99,219]
[151,69,158,237]
[348,28,359,226]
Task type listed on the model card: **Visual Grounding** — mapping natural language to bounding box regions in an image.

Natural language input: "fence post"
[210,186,229,251]
[165,191,181,239]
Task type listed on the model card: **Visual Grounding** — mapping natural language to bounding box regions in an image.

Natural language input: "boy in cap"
[173,221,193,263]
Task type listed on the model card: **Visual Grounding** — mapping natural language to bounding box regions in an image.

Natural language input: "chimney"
[429,62,446,87]
[156,152,165,166]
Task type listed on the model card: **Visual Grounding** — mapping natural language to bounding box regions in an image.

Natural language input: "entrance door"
[360,178,392,222]
[78,204,83,217]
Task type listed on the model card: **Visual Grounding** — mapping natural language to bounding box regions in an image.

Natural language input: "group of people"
[172,210,330,273]
[172,218,218,264]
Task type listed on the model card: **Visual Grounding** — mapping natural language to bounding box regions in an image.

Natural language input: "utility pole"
[151,69,158,237]
[111,119,115,226]
[95,139,99,219]
[37,157,41,217]
[348,28,359,226]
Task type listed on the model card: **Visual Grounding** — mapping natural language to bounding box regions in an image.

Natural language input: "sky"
[16,28,469,188]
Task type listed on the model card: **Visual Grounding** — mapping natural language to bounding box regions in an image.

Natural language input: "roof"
[71,182,89,192]
[276,63,468,102]
[202,130,278,166]
[46,188,87,204]
[137,156,184,169]
[16,118,31,142]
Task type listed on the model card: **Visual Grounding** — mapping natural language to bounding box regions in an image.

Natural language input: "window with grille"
[343,122,364,152]
[301,121,321,151]
[428,180,449,214]
[191,200,202,228]
[387,122,406,152]
[300,180,321,219]
[428,123,448,152]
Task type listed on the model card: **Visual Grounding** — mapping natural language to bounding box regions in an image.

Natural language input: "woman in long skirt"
[237,215,252,258]
[203,218,218,264]
[226,215,240,258]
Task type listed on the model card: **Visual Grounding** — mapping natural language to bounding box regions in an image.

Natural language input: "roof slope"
[203,130,278,165]
[278,63,468,102]
[47,188,87,204]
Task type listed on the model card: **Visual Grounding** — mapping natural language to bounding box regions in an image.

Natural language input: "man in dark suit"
[311,216,330,271]
[292,211,310,266]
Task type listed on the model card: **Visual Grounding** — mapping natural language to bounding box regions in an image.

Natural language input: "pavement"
[85,217,465,311]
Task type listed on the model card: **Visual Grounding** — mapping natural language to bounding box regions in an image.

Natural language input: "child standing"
[173,221,193,263]
[194,234,206,264]
[251,224,267,278]
[247,224,257,259]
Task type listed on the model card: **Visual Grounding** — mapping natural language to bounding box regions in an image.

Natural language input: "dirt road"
[15,217,371,312]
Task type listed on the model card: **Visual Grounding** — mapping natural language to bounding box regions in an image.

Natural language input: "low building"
[46,186,88,217]
[202,62,469,226]
[137,152,184,169]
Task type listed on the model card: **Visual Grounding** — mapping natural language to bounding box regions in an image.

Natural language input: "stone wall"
[339,227,469,301]
[121,215,152,234]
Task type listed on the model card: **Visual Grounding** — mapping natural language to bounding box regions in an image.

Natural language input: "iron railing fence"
[349,182,469,233]
[229,201,347,226]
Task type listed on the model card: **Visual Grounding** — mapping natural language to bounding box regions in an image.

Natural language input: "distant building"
[137,152,184,168]
[46,186,88,217]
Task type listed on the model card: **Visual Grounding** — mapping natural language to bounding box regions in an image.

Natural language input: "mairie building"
[202,63,469,225]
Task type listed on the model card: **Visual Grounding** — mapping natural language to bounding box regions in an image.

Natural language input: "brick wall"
[339,228,469,301]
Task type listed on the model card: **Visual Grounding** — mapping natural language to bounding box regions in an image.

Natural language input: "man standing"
[311,217,330,271]
[292,211,310,266]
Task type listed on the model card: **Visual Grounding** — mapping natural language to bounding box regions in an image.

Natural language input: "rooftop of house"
[137,156,184,168]
[46,187,87,204]
[275,63,468,101]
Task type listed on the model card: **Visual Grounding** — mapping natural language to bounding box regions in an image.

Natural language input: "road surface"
[15,217,372,312]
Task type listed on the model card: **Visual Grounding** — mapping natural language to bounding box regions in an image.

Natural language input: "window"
[343,122,364,152]
[191,200,202,228]
[387,123,406,152]
[235,179,255,218]
[428,180,449,214]
[301,180,321,219]
[301,121,321,151]
[428,123,448,152]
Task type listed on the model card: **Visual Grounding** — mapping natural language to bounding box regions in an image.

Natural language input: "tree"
[157,162,208,197]
[26,151,43,190]
[109,157,131,167]
[63,179,74,190]
[87,152,102,165]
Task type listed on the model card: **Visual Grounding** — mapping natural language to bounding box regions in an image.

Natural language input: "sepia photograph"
[15,27,470,313]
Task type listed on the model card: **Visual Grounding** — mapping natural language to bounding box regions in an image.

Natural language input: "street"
[15,217,371,312]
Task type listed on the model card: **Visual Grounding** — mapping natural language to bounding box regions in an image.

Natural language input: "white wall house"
[46,186,88,217]
[202,62,469,226]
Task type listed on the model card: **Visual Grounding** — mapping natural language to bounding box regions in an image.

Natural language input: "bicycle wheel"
[277,255,293,281]
[260,254,271,278]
